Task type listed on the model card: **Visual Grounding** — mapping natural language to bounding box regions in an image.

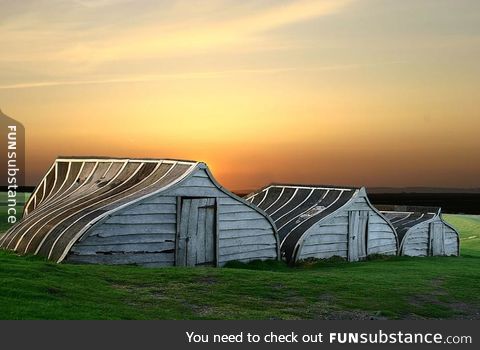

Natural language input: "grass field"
[0,192,29,233]
[0,202,479,319]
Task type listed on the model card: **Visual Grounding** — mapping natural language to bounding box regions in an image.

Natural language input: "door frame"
[429,221,445,256]
[175,196,219,267]
[347,210,369,262]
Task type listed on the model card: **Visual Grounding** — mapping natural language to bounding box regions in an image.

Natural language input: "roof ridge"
[267,183,360,190]
[56,156,199,163]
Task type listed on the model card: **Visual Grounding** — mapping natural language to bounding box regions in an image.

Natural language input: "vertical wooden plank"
[357,211,368,259]
[434,222,445,256]
[204,198,216,264]
[348,211,360,262]
[432,223,438,256]
[431,222,444,256]
[174,196,181,265]
[176,198,191,266]
[440,223,446,255]
[436,223,441,255]
[195,199,207,265]
[365,211,370,255]
[176,197,217,267]
[428,222,433,256]
[347,211,351,261]
[436,223,440,255]
[186,199,200,266]
[214,199,219,267]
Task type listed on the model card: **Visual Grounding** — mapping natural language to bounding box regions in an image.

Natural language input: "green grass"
[0,206,479,319]
[0,191,29,233]
[0,191,30,205]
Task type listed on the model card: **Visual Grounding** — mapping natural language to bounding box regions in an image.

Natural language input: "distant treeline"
[2,188,478,214]
[369,193,480,215]
[0,186,35,192]
[234,191,480,215]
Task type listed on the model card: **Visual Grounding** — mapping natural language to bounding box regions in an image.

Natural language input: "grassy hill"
[0,204,478,319]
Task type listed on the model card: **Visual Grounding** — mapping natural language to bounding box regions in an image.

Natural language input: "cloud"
[63,0,353,62]
[0,0,354,64]
[0,0,356,88]
[0,60,406,90]
[73,0,131,8]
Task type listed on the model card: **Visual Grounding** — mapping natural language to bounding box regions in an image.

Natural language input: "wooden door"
[348,211,369,262]
[176,198,216,267]
[430,222,445,256]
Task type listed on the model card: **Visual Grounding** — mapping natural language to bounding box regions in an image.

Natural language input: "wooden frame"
[5,159,280,265]
[55,160,197,262]
[287,187,398,263]
[175,196,218,267]
[387,209,442,256]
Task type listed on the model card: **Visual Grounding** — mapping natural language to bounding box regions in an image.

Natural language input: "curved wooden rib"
[53,162,194,262]
[21,161,130,254]
[1,162,88,248]
[381,210,436,243]
[1,157,197,262]
[4,162,99,250]
[246,184,358,261]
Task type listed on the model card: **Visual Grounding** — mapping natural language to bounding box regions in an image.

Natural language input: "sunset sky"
[1,0,479,190]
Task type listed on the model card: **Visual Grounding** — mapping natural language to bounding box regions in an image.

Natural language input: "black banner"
[0,321,476,349]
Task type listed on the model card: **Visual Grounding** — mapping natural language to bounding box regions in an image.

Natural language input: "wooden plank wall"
[67,169,278,267]
[299,212,349,259]
[402,224,430,256]
[443,224,459,256]
[298,196,397,261]
[401,218,458,257]
[349,198,397,256]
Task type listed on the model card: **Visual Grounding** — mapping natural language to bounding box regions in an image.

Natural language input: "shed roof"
[246,184,359,260]
[376,205,440,214]
[380,209,438,242]
[0,157,198,262]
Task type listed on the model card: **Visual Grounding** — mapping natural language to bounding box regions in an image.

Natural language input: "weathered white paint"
[348,210,368,262]
[67,166,279,267]
[443,224,459,256]
[397,212,459,257]
[402,226,430,257]
[296,189,398,262]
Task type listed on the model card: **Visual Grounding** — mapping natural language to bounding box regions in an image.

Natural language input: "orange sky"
[1,0,479,190]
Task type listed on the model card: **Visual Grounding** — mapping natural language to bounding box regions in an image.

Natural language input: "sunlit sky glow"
[1,0,479,189]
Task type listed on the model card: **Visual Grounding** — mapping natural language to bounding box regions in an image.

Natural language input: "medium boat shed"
[0,157,279,267]
[378,206,459,257]
[246,184,398,263]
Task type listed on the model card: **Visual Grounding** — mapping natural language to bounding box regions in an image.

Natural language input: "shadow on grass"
[224,254,403,272]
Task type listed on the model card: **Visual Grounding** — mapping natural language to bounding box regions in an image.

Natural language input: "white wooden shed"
[0,157,279,267]
[246,184,398,263]
[379,206,459,257]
